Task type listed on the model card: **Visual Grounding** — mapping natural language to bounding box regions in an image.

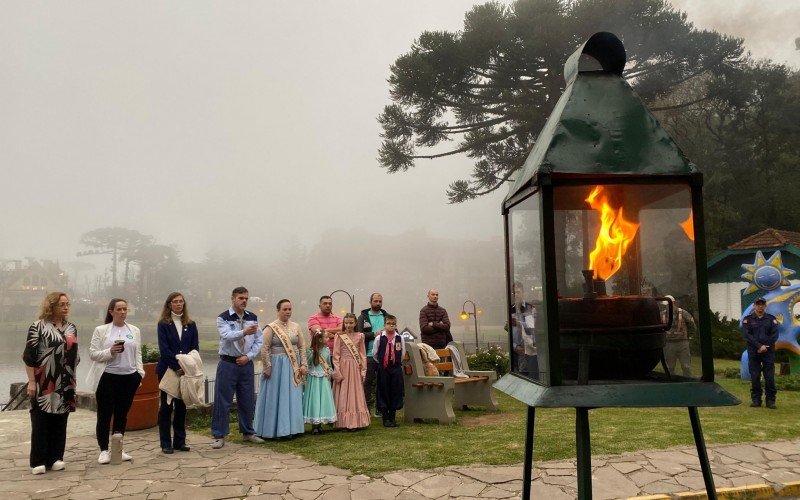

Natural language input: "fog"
[0,0,796,315]
[0,1,510,267]
[670,0,799,68]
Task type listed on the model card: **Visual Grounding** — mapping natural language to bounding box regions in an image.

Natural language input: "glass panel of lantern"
[507,191,550,385]
[551,182,700,383]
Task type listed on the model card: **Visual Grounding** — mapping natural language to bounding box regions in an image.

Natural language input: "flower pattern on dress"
[23,320,79,414]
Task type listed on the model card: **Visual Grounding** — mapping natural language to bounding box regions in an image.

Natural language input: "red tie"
[383,333,396,368]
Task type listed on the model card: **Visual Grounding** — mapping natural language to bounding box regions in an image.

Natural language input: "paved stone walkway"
[0,409,798,499]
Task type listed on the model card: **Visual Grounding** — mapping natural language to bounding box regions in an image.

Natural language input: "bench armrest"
[464,370,497,380]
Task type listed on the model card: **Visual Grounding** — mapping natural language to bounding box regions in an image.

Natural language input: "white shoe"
[243,434,264,444]
[31,465,46,475]
[211,438,224,449]
[121,451,132,461]
[51,460,65,471]
[98,450,110,464]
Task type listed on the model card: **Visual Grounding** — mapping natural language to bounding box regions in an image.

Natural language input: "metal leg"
[578,346,590,385]
[522,406,535,500]
[688,407,717,500]
[660,350,672,380]
[576,407,592,500]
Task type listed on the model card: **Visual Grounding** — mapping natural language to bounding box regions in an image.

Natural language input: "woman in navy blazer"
[157,292,200,454]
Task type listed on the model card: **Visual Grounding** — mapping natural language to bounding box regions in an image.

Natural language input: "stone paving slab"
[0,409,798,499]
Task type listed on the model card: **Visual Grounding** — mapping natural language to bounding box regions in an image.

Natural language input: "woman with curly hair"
[22,292,79,475]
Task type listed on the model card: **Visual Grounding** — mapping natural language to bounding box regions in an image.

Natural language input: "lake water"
[0,322,225,405]
[1,321,498,404]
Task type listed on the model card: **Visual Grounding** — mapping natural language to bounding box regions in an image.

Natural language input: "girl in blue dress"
[303,330,337,434]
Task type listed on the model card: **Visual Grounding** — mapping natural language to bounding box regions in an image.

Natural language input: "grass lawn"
[189,359,800,476]
[199,340,218,352]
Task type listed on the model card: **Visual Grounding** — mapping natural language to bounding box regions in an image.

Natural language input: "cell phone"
[114,339,125,351]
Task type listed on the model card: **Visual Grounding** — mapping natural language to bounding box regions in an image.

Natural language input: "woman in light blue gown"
[254,299,307,439]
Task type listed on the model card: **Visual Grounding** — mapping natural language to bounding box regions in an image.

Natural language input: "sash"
[318,349,332,378]
[269,321,304,386]
[340,333,362,370]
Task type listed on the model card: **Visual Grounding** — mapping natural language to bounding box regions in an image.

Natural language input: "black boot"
[382,410,395,427]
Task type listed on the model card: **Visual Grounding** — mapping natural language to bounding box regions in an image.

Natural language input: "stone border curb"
[628,480,800,499]
[778,480,800,496]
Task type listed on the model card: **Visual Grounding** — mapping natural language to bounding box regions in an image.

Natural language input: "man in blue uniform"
[741,297,779,409]
[211,287,265,448]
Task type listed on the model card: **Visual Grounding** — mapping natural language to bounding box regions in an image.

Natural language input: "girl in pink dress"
[332,313,371,430]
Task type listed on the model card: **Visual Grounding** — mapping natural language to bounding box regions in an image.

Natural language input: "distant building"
[707,228,800,320]
[0,259,68,320]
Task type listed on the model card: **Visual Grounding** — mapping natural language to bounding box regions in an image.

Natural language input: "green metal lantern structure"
[495,32,739,500]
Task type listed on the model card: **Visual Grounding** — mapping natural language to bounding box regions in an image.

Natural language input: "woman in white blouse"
[86,298,144,465]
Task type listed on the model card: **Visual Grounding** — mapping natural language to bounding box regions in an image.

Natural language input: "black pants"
[158,389,187,449]
[363,358,378,410]
[748,350,777,404]
[376,365,404,412]
[95,371,141,451]
[29,407,68,468]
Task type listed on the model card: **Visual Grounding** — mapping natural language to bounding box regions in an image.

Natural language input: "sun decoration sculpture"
[739,250,800,379]
[740,250,795,295]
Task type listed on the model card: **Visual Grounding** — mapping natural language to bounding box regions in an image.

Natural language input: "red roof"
[728,228,800,250]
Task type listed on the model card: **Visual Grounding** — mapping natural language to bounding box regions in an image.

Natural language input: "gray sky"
[1,0,797,265]
[670,0,799,68]
[0,1,508,265]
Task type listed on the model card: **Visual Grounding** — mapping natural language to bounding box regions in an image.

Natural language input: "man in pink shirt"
[307,295,342,351]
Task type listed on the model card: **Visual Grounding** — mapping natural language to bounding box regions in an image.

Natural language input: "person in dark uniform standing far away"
[742,297,779,409]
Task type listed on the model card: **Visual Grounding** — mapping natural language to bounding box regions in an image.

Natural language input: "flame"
[585,186,639,280]
[680,210,694,241]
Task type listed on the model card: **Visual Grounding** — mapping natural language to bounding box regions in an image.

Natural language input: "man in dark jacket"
[742,297,780,409]
[356,292,389,415]
[419,289,452,349]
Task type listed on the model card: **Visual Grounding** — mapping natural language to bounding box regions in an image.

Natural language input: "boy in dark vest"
[373,315,405,427]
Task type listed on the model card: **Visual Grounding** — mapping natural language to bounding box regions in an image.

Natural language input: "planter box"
[126,363,159,430]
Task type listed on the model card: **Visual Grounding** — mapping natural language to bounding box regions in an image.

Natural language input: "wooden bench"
[402,342,455,424]
[446,341,499,411]
[402,342,499,424]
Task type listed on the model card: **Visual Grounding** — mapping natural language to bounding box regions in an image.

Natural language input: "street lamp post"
[459,300,479,351]
[329,289,355,314]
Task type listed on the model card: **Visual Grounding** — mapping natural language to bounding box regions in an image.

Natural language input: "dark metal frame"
[1,384,29,412]
[502,173,730,499]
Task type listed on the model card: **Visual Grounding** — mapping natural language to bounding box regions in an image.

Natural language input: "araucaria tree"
[378,0,743,203]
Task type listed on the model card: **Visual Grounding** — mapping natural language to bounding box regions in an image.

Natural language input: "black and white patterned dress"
[22,320,80,414]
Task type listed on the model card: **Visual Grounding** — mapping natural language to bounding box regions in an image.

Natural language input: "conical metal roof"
[505,32,697,205]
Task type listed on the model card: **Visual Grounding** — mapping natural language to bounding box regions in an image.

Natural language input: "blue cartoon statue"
[739,250,800,379]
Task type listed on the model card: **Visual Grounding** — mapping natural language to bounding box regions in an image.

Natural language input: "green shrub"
[467,345,510,377]
[690,311,746,360]
[775,374,800,392]
[141,343,160,363]
[187,410,213,431]
[714,367,741,379]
